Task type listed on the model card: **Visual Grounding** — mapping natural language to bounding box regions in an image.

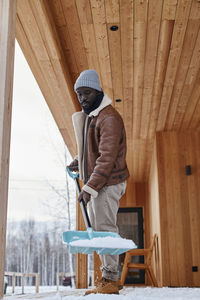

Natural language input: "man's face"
[76,87,101,109]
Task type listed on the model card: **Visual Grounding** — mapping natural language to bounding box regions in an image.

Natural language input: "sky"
[7,41,75,223]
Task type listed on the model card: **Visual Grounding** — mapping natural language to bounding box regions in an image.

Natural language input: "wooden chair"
[120,234,158,287]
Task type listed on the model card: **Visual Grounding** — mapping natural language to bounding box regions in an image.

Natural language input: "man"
[68,70,129,295]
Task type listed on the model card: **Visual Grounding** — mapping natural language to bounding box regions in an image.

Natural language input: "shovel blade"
[68,245,132,255]
[62,230,136,255]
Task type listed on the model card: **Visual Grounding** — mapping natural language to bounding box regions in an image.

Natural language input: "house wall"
[150,131,200,287]
[81,130,200,288]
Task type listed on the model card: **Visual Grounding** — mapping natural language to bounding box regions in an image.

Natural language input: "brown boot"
[84,277,119,295]
[116,279,123,291]
[95,278,123,290]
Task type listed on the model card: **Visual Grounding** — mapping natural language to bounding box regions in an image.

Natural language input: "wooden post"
[35,274,40,293]
[0,1,16,299]
[12,274,15,294]
[94,252,102,285]
[21,274,24,294]
[56,273,59,291]
[76,194,88,288]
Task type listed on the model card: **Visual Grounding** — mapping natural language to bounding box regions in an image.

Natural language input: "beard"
[82,92,104,115]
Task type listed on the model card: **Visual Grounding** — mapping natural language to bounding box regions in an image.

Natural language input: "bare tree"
[6,220,72,286]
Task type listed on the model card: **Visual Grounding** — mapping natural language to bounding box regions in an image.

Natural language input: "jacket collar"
[88,94,112,117]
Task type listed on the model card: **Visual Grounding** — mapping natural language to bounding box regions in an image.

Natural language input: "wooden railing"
[5,271,40,294]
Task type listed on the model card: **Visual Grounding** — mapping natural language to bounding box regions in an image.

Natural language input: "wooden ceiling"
[16,0,200,182]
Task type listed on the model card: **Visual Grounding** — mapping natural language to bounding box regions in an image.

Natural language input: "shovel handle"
[66,166,79,179]
[79,199,92,229]
[74,177,92,228]
[66,166,92,229]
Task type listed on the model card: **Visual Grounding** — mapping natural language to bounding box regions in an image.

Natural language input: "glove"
[78,190,91,205]
[67,159,79,172]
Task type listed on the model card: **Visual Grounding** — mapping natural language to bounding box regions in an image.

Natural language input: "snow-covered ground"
[4,286,200,300]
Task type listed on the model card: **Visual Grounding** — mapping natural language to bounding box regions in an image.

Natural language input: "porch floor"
[3,286,200,299]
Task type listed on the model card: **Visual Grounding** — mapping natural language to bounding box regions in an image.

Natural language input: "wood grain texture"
[157,0,193,131]
[133,0,148,139]
[90,0,113,98]
[16,0,79,158]
[0,1,16,297]
[16,0,200,182]
[61,0,89,72]
[154,131,200,286]
[14,1,200,288]
[140,0,162,139]
[148,141,162,286]
[76,1,101,81]
[107,22,123,115]
[75,184,88,289]
[120,0,134,189]
[166,0,200,130]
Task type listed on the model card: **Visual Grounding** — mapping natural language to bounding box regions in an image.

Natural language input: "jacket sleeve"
[82,115,123,197]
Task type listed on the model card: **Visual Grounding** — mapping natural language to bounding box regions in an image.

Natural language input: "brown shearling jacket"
[72,94,129,198]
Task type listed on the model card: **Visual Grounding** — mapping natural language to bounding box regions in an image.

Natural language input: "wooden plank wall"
[0,1,16,299]
[148,141,163,286]
[151,131,200,287]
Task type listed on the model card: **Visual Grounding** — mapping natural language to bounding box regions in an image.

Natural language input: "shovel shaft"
[74,177,92,229]
[79,199,92,229]
[66,167,92,230]
[74,177,81,194]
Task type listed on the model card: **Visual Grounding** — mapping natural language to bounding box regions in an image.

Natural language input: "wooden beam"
[48,0,79,82]
[90,0,113,98]
[76,0,102,81]
[173,3,200,130]
[156,0,192,131]
[16,0,80,158]
[148,0,178,139]
[120,0,134,189]
[60,0,89,72]
[0,0,16,298]
[106,1,122,111]
[105,0,120,23]
[107,22,123,115]
[133,0,148,139]
[165,0,200,130]
[182,69,200,130]
[140,0,163,139]
[188,71,200,129]
[132,0,148,181]
[148,19,174,139]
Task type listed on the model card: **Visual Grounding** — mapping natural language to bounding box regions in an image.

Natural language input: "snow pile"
[60,287,200,300]
[70,236,136,249]
[5,286,200,299]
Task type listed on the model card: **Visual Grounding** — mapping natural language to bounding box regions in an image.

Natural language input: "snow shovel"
[62,167,136,255]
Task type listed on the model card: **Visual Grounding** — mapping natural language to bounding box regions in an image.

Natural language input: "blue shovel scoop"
[62,167,136,255]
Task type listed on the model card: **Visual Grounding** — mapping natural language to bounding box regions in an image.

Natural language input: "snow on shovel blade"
[62,230,137,255]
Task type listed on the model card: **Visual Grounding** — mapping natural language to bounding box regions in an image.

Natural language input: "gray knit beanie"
[74,69,102,92]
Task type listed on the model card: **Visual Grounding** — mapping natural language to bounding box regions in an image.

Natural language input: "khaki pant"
[88,181,127,281]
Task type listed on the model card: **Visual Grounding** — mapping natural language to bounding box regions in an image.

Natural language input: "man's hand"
[78,190,91,205]
[67,159,78,172]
